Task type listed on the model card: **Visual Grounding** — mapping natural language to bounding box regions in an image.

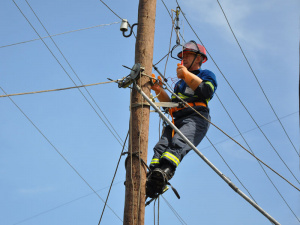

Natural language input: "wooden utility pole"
[123,0,157,224]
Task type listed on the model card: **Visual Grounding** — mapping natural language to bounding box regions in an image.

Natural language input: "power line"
[13,0,124,146]
[163,82,299,192]
[0,22,120,49]
[161,196,187,225]
[186,111,299,156]
[157,4,257,203]
[172,1,299,221]
[157,5,254,191]
[99,0,122,20]
[216,0,299,157]
[98,131,129,225]
[12,181,124,225]
[149,5,299,191]
[206,136,257,202]
[212,96,300,222]
[0,85,122,222]
[0,79,120,98]
[175,0,300,186]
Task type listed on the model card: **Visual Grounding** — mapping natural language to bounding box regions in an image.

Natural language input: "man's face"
[182,52,201,70]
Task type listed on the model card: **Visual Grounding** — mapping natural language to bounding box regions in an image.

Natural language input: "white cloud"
[179,0,285,52]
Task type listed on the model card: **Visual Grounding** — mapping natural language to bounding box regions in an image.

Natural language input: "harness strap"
[169,102,207,114]
[168,102,207,137]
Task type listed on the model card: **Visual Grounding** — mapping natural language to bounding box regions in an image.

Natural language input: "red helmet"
[177,41,208,63]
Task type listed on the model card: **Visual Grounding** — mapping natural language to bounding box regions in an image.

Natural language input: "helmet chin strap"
[186,40,204,70]
[187,54,198,71]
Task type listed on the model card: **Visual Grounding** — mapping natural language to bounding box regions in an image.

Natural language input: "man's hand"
[151,74,163,92]
[176,63,188,79]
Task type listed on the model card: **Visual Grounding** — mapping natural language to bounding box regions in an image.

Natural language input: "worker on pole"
[146,40,218,198]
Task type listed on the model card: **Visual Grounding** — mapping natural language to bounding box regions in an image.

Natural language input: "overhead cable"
[163,83,299,192]
[0,85,122,222]
[0,80,120,98]
[99,0,122,20]
[161,196,187,225]
[216,0,298,157]
[167,2,299,220]
[12,181,124,225]
[13,0,124,146]
[175,0,300,186]
[156,2,256,203]
[187,111,298,157]
[213,96,299,221]
[0,22,120,49]
[98,131,129,225]
[135,84,281,224]
[206,136,257,202]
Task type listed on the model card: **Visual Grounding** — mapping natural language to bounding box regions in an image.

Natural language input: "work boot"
[146,165,160,198]
[149,162,175,195]
[159,163,175,181]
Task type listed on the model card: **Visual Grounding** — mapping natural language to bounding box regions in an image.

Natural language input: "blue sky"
[1,0,299,224]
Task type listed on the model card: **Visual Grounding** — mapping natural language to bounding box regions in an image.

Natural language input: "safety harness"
[168,101,207,137]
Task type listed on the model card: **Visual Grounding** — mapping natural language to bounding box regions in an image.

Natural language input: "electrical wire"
[152,1,299,221]
[12,181,124,225]
[0,86,122,222]
[0,79,121,98]
[156,0,299,201]
[161,195,187,225]
[159,1,299,220]
[206,136,257,202]
[157,7,257,203]
[13,0,124,146]
[216,0,299,157]
[98,131,129,225]
[99,0,122,20]
[175,0,300,186]
[186,111,298,158]
[0,22,120,49]
[163,76,299,192]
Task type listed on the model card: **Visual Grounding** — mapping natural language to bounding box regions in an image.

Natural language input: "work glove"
[176,63,188,79]
[151,74,163,92]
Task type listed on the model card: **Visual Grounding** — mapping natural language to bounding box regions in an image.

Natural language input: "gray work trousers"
[151,107,210,168]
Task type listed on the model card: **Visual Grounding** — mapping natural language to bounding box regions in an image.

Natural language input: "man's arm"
[151,75,171,102]
[153,88,171,102]
[176,64,203,90]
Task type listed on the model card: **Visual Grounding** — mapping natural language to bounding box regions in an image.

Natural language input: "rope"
[0,22,120,49]
[98,131,129,225]
[0,80,120,98]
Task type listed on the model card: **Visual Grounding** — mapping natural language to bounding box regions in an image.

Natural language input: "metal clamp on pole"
[134,83,281,225]
[118,63,145,88]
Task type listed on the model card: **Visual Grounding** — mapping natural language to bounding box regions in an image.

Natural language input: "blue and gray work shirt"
[171,68,217,118]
